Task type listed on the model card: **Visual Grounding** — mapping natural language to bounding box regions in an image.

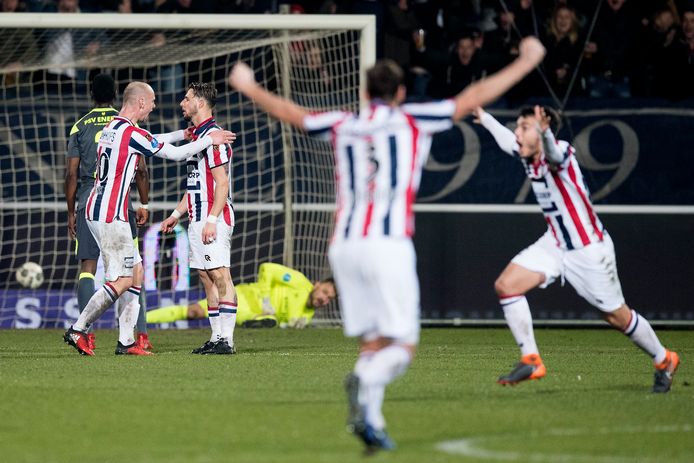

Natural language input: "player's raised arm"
[228,62,308,129]
[535,105,565,164]
[474,107,518,155]
[154,129,235,161]
[451,36,545,121]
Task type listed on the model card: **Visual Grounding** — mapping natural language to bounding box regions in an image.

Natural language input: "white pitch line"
[436,424,692,462]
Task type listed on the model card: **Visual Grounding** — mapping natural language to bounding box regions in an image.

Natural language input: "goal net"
[0,13,375,328]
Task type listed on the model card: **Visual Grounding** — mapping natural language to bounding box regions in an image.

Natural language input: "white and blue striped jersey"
[303,99,455,242]
[86,116,163,223]
[186,117,234,226]
[479,111,604,250]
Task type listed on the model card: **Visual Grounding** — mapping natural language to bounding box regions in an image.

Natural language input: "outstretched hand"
[534,105,551,133]
[228,62,257,93]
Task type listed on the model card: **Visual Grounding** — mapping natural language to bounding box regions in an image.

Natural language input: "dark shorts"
[75,208,137,261]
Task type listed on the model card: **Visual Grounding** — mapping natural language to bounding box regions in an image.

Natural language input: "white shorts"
[329,238,420,344]
[87,220,142,281]
[512,230,625,312]
[188,220,232,270]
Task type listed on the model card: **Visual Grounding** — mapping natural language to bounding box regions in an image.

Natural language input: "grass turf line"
[0,328,692,463]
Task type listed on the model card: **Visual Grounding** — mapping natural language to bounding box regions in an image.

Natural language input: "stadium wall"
[415,212,694,324]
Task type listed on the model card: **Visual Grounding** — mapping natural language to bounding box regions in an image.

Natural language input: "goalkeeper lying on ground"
[147,263,337,328]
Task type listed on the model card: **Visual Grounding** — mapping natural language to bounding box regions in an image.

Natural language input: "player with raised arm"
[63,82,234,356]
[229,36,546,452]
[64,73,154,352]
[474,105,680,393]
[159,82,238,355]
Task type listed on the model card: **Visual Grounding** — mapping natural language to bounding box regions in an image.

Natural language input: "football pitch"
[1,328,691,463]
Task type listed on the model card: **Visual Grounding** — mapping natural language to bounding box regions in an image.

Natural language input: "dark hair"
[91,73,116,104]
[188,81,217,110]
[320,277,337,295]
[519,106,561,135]
[366,59,404,101]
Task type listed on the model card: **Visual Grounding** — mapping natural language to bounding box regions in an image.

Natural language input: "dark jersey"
[67,107,119,207]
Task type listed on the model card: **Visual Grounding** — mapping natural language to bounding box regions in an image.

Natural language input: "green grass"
[0,328,692,463]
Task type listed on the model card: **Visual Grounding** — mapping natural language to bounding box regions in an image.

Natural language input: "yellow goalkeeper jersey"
[199,263,316,327]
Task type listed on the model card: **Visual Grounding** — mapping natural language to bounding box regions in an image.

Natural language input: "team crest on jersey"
[143,133,160,149]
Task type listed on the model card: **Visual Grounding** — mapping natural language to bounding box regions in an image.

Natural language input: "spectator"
[1,0,40,87]
[668,1,694,98]
[42,0,103,93]
[543,5,585,97]
[633,4,682,97]
[583,0,639,98]
[383,0,419,70]
[485,7,521,70]
[483,5,544,102]
[445,33,488,97]
[156,0,217,13]
[291,41,333,107]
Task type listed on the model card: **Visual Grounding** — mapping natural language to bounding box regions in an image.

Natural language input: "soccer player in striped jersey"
[229,36,546,452]
[475,105,680,393]
[160,82,238,355]
[64,73,153,352]
[63,82,235,356]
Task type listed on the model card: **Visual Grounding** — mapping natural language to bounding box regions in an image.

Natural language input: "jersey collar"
[193,117,216,137]
[113,115,134,126]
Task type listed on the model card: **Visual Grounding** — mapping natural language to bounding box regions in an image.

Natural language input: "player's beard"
[182,105,194,123]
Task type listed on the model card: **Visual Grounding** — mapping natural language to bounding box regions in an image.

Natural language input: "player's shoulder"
[205,124,226,134]
[306,110,353,124]
[70,108,98,135]
[401,98,456,117]
[73,107,117,127]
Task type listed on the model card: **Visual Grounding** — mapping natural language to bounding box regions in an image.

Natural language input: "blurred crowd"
[2,0,693,103]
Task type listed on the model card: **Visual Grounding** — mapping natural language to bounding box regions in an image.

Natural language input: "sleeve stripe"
[128,138,153,155]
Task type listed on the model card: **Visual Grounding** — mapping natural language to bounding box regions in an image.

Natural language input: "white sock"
[117,286,140,346]
[500,295,538,356]
[207,306,221,342]
[357,345,412,431]
[623,309,666,364]
[73,283,119,331]
[219,301,237,345]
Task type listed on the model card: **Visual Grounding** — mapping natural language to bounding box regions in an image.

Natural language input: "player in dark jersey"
[64,73,153,351]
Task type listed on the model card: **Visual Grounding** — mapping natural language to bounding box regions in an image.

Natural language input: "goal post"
[0,12,375,328]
